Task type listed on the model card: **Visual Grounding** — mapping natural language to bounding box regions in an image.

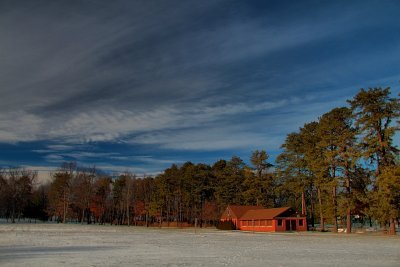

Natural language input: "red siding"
[238,218,307,232]
[238,219,277,232]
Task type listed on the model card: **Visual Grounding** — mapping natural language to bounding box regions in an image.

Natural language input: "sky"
[1,0,400,180]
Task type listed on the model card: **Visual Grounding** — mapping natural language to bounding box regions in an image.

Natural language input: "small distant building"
[220,205,307,232]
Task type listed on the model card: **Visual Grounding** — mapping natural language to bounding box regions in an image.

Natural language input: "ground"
[0,223,399,266]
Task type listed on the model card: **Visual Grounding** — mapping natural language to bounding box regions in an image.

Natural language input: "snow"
[0,223,399,266]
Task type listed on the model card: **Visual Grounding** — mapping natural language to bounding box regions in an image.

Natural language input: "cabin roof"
[240,207,293,220]
[221,205,304,221]
[223,205,263,219]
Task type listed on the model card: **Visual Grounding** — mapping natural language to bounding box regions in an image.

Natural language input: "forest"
[0,87,399,234]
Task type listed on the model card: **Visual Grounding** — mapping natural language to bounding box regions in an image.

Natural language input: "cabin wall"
[238,218,307,232]
[275,218,307,232]
[238,219,276,232]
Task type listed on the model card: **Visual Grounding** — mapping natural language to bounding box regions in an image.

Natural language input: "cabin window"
[299,219,304,226]
[260,220,265,226]
[266,220,272,226]
[242,221,247,226]
[278,219,282,226]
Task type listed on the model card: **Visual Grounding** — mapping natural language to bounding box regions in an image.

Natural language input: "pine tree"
[243,150,273,207]
[370,164,400,234]
[348,87,399,234]
[348,87,399,175]
[317,107,359,233]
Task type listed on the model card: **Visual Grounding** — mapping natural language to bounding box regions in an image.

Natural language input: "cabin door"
[291,220,297,231]
[285,219,297,231]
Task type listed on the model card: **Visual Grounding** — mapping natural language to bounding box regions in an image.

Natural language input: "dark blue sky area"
[0,0,399,178]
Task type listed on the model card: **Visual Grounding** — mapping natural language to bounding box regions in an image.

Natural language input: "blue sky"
[1,0,399,179]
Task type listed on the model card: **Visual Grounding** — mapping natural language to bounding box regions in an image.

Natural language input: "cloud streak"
[0,0,399,173]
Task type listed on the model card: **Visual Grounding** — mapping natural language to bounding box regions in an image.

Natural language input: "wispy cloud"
[44,154,64,163]
[1,0,399,173]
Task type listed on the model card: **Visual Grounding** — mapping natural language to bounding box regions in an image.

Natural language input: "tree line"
[0,87,399,234]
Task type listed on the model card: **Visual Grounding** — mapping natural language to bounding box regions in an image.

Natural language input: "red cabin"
[220,205,307,232]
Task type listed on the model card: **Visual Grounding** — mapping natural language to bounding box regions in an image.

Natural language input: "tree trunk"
[167,197,170,227]
[160,207,163,228]
[11,202,16,223]
[317,187,325,232]
[389,218,396,235]
[82,209,85,224]
[88,208,92,224]
[310,189,315,229]
[346,178,351,234]
[63,191,67,223]
[332,186,338,233]
[126,201,130,226]
[343,158,352,234]
[126,178,130,226]
[121,207,125,225]
[346,208,351,234]
[301,191,307,216]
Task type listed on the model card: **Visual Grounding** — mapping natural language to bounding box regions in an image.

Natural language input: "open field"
[0,224,399,266]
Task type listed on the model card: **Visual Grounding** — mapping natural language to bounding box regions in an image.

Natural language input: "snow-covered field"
[0,223,399,266]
